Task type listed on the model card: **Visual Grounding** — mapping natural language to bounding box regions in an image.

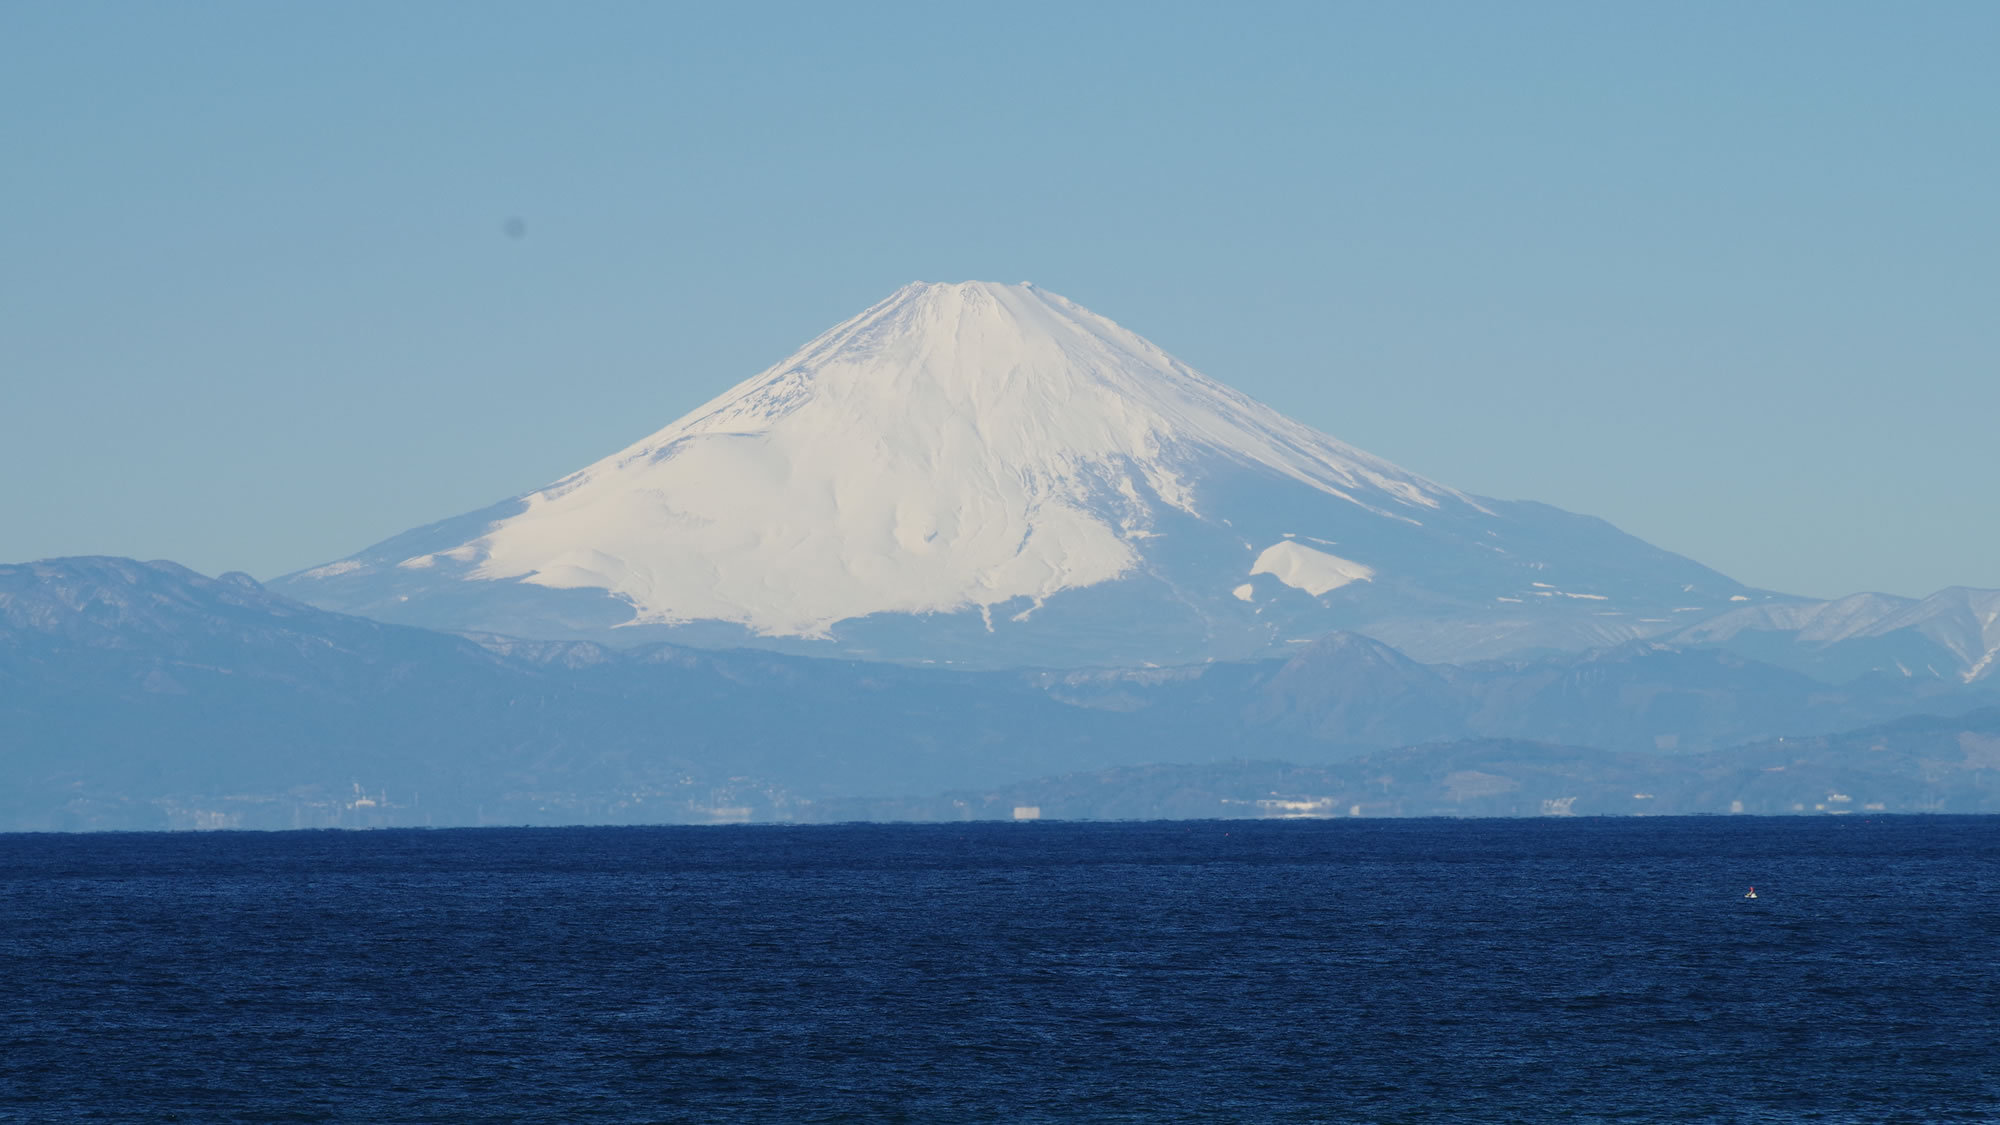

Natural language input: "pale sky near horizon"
[3,1,1995,599]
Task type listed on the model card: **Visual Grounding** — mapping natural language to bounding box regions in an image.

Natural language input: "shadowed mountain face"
[8,558,1999,830]
[269,281,1760,668]
[1242,633,1470,744]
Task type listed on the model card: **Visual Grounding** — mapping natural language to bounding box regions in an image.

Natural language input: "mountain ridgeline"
[5,558,1996,830]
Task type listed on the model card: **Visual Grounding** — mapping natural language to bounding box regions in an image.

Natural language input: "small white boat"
[1744,886,1758,899]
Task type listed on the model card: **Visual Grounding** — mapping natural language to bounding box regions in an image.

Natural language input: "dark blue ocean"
[3,817,1997,1123]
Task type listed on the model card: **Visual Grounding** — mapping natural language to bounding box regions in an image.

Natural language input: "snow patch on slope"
[1966,645,1997,684]
[1250,541,1375,597]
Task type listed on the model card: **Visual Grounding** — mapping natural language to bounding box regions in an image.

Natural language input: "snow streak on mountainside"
[275,281,1761,667]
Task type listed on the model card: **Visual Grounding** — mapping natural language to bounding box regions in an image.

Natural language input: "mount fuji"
[274,281,1767,667]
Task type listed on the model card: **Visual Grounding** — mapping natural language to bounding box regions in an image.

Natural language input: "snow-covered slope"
[274,281,1762,667]
[462,282,1468,635]
[1671,587,2000,684]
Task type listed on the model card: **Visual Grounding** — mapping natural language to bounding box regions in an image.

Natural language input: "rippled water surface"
[3,817,1998,1122]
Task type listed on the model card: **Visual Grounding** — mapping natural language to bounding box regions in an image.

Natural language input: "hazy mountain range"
[9,282,1997,830]
[5,558,1994,831]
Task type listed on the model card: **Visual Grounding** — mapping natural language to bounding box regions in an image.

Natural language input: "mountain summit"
[275,281,1761,666]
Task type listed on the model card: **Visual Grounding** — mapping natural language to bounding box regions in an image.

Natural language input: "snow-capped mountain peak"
[654,282,1457,506]
[453,281,1462,636]
[277,281,1752,667]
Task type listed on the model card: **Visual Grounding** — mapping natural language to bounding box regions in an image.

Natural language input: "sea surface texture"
[3,817,1997,1122]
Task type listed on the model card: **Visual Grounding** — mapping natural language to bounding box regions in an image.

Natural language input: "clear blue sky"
[4,1,1995,599]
